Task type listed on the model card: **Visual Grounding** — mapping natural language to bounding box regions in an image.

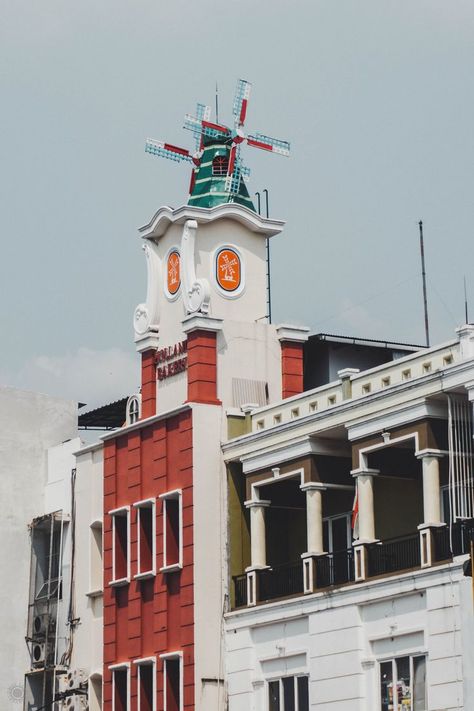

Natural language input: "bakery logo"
[216,248,241,292]
[155,340,187,381]
[167,250,181,295]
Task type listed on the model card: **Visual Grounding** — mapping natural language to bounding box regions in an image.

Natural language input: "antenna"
[215,82,219,124]
[418,220,430,347]
[263,188,271,324]
[464,276,469,324]
[254,191,261,215]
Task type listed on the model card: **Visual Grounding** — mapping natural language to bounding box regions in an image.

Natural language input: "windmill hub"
[145,79,290,212]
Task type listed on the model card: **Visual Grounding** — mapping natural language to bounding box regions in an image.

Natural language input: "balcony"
[231,523,474,609]
[367,533,421,577]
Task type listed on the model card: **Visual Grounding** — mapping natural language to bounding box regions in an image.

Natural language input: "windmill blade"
[196,103,211,123]
[225,146,243,194]
[184,114,230,141]
[192,104,211,150]
[247,132,290,157]
[145,139,193,163]
[233,79,252,128]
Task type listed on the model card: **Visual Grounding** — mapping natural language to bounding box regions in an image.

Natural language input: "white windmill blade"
[233,79,252,127]
[192,104,212,149]
[145,138,193,163]
[247,132,290,157]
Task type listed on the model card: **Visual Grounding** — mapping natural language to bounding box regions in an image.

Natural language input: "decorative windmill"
[145,79,290,211]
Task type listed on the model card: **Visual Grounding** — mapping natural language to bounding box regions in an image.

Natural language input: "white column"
[245,500,271,568]
[351,468,379,542]
[416,450,443,525]
[300,483,325,555]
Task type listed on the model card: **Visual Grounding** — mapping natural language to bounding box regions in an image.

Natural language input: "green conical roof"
[187,137,255,211]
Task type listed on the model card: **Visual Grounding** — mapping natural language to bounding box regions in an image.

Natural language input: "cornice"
[139,203,285,241]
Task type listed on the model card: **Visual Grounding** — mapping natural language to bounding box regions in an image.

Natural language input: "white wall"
[72,443,104,685]
[0,387,76,709]
[225,562,469,711]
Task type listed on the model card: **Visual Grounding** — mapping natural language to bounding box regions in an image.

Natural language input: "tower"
[102,80,304,711]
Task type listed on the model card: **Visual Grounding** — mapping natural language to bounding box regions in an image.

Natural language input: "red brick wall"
[103,409,194,710]
[186,330,220,405]
[281,341,304,399]
[141,350,157,419]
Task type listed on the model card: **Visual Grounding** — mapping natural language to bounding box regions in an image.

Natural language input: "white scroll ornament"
[181,219,210,315]
[133,242,161,337]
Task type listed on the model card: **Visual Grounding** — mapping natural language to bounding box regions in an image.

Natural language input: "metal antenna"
[215,82,219,124]
[263,189,272,324]
[254,191,261,215]
[418,220,430,347]
[464,276,469,324]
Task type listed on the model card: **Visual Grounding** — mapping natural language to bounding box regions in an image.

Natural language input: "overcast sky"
[1,1,474,408]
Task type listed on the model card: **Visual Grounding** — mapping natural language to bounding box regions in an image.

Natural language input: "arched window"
[126,395,141,425]
[212,155,228,176]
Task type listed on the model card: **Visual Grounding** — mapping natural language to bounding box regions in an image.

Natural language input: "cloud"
[0,347,139,410]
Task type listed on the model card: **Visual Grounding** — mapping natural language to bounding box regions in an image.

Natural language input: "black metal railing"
[233,574,248,608]
[259,561,304,602]
[432,526,451,562]
[367,533,421,577]
[433,520,474,561]
[317,548,355,588]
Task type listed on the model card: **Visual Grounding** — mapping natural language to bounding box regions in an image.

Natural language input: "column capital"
[182,314,223,334]
[351,467,379,479]
[135,333,160,353]
[337,368,360,380]
[300,482,327,492]
[276,324,310,343]
[415,448,444,460]
[244,499,271,509]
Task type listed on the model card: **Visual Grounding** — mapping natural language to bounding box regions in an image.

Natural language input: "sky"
[1,1,474,408]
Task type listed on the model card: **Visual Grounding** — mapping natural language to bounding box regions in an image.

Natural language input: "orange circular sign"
[216,248,241,292]
[167,250,180,295]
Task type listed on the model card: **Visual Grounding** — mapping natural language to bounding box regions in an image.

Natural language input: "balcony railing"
[367,533,421,577]
[259,561,304,603]
[317,548,355,588]
[233,574,247,608]
[433,520,474,562]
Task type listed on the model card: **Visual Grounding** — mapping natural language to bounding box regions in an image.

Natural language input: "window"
[402,369,412,381]
[134,499,156,579]
[291,408,299,419]
[380,655,426,711]
[309,401,318,412]
[212,155,229,176]
[422,362,432,374]
[268,675,309,711]
[89,521,103,595]
[126,395,141,426]
[110,664,130,711]
[273,414,282,425]
[160,491,183,571]
[110,507,130,586]
[327,395,336,406]
[161,653,183,711]
[362,383,372,394]
[443,354,453,366]
[381,376,391,388]
[135,658,156,711]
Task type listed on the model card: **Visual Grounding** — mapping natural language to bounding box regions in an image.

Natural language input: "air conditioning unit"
[63,669,87,691]
[33,613,56,638]
[31,642,46,667]
[62,695,88,711]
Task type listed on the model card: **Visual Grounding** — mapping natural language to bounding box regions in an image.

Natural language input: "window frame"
[159,490,183,572]
[88,519,103,596]
[109,506,131,587]
[133,498,157,580]
[134,656,157,711]
[160,652,183,711]
[110,662,131,711]
[378,653,427,711]
[267,674,309,711]
[126,394,142,426]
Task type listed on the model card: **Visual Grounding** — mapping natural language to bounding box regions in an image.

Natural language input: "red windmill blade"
[145,139,200,166]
